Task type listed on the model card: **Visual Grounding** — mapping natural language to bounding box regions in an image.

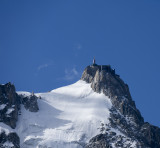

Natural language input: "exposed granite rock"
[0,83,21,129]
[20,93,39,112]
[85,134,111,148]
[81,65,144,125]
[140,122,160,147]
[0,83,39,148]
[82,64,160,148]
[0,83,39,128]
[0,131,20,148]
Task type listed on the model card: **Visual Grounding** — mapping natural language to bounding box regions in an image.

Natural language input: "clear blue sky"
[0,0,160,127]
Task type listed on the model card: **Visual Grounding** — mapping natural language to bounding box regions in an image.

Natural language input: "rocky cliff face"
[82,64,160,148]
[0,83,21,147]
[0,132,20,148]
[0,83,21,129]
[20,93,39,112]
[0,83,39,148]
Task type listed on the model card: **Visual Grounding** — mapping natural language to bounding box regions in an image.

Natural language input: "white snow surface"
[6,108,15,114]
[3,141,14,147]
[0,122,13,135]
[0,104,6,110]
[15,80,112,148]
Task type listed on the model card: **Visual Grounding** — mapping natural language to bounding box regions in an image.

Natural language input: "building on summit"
[91,57,115,75]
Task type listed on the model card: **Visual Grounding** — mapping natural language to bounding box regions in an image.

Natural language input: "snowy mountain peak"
[0,64,160,148]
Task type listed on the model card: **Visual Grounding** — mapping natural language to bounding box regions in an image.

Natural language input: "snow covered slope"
[16,80,112,148]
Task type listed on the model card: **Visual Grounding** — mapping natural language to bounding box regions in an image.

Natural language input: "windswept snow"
[15,80,112,147]
[3,141,14,147]
[0,122,13,135]
[6,108,14,114]
[0,104,6,110]
[17,91,31,97]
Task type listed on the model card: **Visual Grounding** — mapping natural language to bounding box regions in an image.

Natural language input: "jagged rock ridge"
[81,63,160,148]
[0,83,39,148]
[0,83,21,129]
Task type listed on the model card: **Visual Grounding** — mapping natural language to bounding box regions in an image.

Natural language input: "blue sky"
[0,0,160,127]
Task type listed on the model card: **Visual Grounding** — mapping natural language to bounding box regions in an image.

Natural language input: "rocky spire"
[81,64,160,148]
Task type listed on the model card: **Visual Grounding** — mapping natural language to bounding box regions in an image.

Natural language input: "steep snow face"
[17,80,112,148]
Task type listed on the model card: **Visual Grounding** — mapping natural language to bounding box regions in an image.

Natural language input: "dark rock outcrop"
[20,93,39,112]
[0,83,39,129]
[0,83,39,148]
[0,83,21,129]
[0,131,20,148]
[140,122,160,147]
[85,134,111,148]
[82,64,160,148]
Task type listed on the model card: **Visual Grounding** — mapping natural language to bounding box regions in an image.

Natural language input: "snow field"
[17,80,112,147]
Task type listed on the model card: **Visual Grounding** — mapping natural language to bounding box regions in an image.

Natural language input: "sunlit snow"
[6,108,14,114]
[0,104,6,110]
[16,80,112,147]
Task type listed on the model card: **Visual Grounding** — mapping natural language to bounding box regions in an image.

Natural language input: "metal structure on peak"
[93,57,96,65]
[92,57,97,66]
[91,58,116,75]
